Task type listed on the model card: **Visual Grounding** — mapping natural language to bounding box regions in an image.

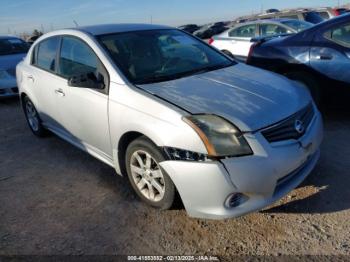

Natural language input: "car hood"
[0,53,26,71]
[138,63,311,132]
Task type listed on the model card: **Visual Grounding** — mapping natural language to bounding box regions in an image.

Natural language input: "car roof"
[74,23,173,36]
[0,35,21,40]
[235,18,296,26]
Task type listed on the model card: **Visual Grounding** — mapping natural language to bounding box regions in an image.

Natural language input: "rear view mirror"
[68,72,105,89]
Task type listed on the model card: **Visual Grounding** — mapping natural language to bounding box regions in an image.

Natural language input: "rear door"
[225,24,258,60]
[54,36,112,157]
[29,36,62,129]
[259,23,292,37]
[310,22,350,84]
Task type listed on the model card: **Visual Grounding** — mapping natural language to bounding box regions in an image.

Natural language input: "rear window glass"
[229,24,257,38]
[303,12,324,24]
[35,37,60,72]
[260,24,289,36]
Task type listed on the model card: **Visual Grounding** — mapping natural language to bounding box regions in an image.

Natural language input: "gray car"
[0,36,28,97]
[17,24,323,219]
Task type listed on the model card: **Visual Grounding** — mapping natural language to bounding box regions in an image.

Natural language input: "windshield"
[281,20,313,32]
[98,29,234,84]
[0,38,29,56]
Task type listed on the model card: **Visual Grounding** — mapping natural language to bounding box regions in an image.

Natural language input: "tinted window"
[317,11,330,20]
[0,38,29,56]
[35,37,60,72]
[303,12,324,24]
[279,15,299,20]
[327,24,350,47]
[58,36,98,78]
[280,20,313,32]
[98,29,234,84]
[260,24,290,36]
[229,24,257,37]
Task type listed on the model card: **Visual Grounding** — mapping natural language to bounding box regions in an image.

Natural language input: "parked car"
[178,24,199,34]
[314,7,348,20]
[237,9,324,24]
[210,19,313,61]
[266,9,280,14]
[247,14,350,104]
[17,24,323,219]
[193,24,228,39]
[333,8,349,16]
[0,36,29,98]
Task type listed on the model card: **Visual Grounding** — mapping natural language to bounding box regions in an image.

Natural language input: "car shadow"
[263,92,350,214]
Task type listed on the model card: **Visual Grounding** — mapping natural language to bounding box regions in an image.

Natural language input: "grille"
[262,104,315,143]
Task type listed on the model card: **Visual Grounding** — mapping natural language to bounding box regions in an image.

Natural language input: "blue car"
[0,36,29,98]
[247,14,350,104]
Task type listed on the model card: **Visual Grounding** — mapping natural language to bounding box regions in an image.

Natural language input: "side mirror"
[68,72,105,89]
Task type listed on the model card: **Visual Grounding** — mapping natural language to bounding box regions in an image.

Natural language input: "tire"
[284,71,322,106]
[22,96,47,137]
[125,136,175,210]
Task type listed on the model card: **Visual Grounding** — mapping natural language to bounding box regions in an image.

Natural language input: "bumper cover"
[160,111,323,219]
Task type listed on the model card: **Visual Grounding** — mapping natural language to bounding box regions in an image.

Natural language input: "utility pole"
[150,15,153,24]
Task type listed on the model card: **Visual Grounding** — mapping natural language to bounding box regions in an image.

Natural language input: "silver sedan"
[16,24,323,219]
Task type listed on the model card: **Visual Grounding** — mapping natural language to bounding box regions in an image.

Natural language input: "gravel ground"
[0,97,350,258]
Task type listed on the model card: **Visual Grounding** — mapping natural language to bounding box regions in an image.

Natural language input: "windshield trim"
[96,28,237,85]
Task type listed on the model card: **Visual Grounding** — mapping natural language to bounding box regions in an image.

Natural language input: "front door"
[54,36,112,158]
[310,22,350,84]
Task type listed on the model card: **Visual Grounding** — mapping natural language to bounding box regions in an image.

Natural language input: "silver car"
[0,36,28,97]
[16,24,323,219]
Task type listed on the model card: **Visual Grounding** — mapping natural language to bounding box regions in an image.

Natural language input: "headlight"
[0,70,13,80]
[183,115,253,157]
[163,147,208,162]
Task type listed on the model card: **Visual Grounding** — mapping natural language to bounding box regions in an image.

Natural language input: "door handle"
[55,88,65,97]
[316,54,333,60]
[27,75,35,82]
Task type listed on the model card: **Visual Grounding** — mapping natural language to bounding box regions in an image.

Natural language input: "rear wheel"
[284,71,322,106]
[23,96,47,137]
[125,137,175,210]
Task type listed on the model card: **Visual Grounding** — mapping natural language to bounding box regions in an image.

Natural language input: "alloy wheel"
[25,100,39,132]
[130,150,165,202]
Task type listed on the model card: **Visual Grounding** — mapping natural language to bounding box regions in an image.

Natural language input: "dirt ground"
[1,97,350,257]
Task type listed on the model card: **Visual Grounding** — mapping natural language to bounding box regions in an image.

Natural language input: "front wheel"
[125,137,175,210]
[23,96,47,137]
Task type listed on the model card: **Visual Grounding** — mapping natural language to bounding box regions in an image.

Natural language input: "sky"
[0,0,349,35]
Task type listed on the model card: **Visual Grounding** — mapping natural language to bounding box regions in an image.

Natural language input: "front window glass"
[36,37,60,72]
[280,20,313,32]
[58,36,98,78]
[0,38,29,56]
[260,24,289,36]
[327,24,350,47]
[229,24,257,38]
[98,29,234,84]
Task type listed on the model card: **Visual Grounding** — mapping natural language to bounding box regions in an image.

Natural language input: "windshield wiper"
[135,61,235,85]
